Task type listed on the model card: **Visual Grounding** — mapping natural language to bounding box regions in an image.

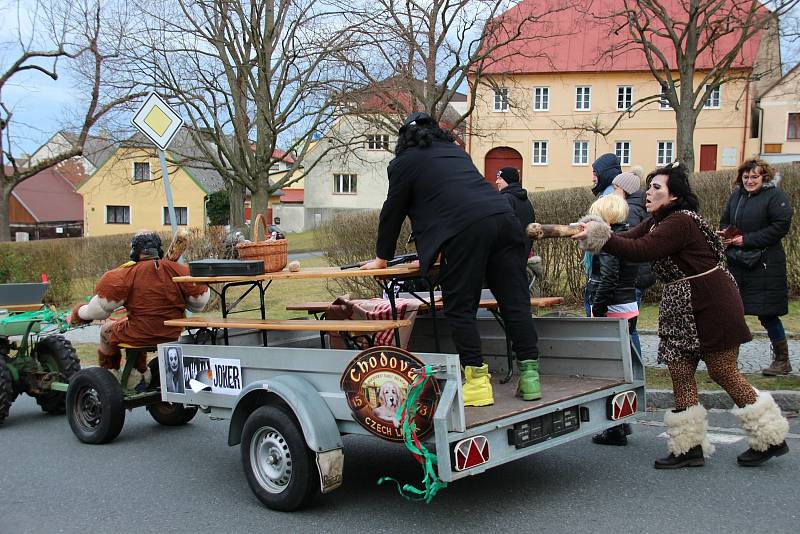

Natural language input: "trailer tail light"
[453,436,489,471]
[610,391,637,420]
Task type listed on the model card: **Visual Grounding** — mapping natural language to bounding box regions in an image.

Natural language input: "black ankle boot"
[654,445,705,469]
[592,424,629,446]
[737,441,789,467]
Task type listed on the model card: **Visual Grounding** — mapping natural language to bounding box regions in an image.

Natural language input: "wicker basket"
[236,213,288,272]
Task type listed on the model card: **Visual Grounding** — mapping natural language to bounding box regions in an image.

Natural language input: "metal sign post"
[131,93,184,239]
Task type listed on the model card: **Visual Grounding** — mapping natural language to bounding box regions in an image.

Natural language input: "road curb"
[646,389,800,412]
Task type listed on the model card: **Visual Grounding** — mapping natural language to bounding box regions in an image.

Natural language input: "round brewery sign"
[340,346,439,442]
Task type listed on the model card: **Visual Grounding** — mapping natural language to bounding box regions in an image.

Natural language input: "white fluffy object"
[576,215,612,254]
[664,404,715,457]
[731,391,789,452]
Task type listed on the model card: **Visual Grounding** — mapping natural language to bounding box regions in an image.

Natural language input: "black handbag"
[725,247,763,269]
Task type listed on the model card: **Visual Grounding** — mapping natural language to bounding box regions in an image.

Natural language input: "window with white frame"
[573,141,589,165]
[366,134,390,150]
[704,85,721,108]
[615,141,631,166]
[617,86,633,110]
[163,207,188,226]
[657,141,674,165]
[106,205,130,224]
[575,86,591,110]
[532,141,549,165]
[270,163,280,172]
[133,162,151,182]
[659,86,671,110]
[493,88,509,112]
[533,87,549,111]
[333,173,357,194]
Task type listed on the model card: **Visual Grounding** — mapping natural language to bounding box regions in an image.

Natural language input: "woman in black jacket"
[719,159,793,375]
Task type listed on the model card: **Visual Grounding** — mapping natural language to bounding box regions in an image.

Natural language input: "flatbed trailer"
[151,315,644,511]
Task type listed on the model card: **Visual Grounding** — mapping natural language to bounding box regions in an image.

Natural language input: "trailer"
[138,314,644,511]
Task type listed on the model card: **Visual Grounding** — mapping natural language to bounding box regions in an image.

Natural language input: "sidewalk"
[638,334,799,375]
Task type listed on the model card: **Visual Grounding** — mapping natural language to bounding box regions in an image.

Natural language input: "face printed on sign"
[167,348,180,373]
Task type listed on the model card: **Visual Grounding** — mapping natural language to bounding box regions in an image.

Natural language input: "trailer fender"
[228,374,343,454]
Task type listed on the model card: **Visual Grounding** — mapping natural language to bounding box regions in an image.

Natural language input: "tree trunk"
[674,106,699,172]
[251,186,270,230]
[0,189,11,242]
[228,181,246,231]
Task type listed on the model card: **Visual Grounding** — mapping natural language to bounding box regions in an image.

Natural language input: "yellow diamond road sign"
[132,93,183,151]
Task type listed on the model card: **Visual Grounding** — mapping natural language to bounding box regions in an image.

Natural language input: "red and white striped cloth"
[325,297,420,349]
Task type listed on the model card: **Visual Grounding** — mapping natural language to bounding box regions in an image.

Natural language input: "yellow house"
[78,138,224,236]
[468,0,781,191]
[757,62,800,163]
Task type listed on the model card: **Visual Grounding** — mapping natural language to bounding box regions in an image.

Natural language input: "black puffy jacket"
[625,190,655,289]
[500,182,535,257]
[587,223,639,317]
[719,179,793,316]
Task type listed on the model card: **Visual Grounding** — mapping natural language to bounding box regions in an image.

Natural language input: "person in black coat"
[361,112,541,407]
[719,159,793,375]
[496,166,535,258]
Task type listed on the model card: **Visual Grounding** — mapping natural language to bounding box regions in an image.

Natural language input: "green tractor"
[0,284,81,424]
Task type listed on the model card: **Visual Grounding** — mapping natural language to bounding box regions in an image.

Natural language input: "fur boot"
[654,404,713,469]
[577,215,612,254]
[664,404,715,457]
[732,391,789,466]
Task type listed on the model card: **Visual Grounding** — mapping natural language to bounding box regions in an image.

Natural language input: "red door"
[484,147,523,185]
[699,145,717,171]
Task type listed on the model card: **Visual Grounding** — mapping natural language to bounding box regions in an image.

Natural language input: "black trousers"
[437,212,539,367]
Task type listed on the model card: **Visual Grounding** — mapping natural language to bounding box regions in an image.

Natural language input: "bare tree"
[338,0,574,134]
[0,0,144,241]
[595,0,798,171]
[121,0,365,228]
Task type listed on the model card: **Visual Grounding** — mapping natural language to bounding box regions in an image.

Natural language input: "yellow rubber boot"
[463,364,494,407]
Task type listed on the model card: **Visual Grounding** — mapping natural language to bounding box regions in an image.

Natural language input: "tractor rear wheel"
[33,335,81,414]
[0,357,13,424]
[66,367,125,444]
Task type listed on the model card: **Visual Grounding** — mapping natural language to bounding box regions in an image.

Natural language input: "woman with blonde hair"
[583,194,640,446]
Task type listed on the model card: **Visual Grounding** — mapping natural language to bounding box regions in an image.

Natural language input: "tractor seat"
[118,343,157,352]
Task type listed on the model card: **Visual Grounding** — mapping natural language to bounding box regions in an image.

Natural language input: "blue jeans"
[758,315,786,342]
[630,288,643,358]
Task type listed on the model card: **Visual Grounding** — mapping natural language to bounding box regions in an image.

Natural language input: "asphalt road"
[1,396,798,534]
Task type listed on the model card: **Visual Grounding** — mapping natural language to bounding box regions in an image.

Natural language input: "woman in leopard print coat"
[573,162,789,469]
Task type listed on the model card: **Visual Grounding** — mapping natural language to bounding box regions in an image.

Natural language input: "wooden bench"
[165,317,412,349]
[286,296,565,316]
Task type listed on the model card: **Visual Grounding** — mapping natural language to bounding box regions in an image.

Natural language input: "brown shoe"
[762,339,791,376]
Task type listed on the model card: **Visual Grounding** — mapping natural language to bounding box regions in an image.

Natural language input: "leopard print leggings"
[666,347,757,410]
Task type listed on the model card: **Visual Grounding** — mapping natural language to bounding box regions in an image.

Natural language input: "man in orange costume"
[70,231,210,380]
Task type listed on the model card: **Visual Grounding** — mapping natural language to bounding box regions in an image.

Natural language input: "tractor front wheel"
[66,367,125,444]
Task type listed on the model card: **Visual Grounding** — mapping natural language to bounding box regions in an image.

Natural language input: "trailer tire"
[0,357,13,425]
[241,405,320,511]
[148,402,198,426]
[66,367,125,444]
[33,335,81,414]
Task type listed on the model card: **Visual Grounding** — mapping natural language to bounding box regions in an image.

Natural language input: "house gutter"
[741,81,750,164]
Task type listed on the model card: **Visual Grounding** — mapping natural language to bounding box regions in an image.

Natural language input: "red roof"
[279,189,304,203]
[272,148,295,164]
[482,0,767,74]
[9,167,83,222]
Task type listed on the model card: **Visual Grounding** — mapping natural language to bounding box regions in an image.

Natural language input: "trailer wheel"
[0,357,13,425]
[33,335,81,414]
[241,405,320,511]
[147,402,198,426]
[66,367,125,444]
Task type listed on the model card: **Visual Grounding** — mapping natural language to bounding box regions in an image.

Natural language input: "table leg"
[489,309,514,384]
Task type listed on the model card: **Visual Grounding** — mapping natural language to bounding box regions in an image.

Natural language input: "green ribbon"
[377,364,447,503]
